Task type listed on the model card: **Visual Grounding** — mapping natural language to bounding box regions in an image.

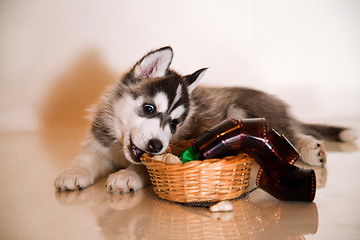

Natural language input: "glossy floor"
[1,118,359,240]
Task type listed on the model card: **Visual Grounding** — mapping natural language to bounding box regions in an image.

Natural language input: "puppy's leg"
[54,135,115,191]
[106,164,150,193]
[295,134,326,166]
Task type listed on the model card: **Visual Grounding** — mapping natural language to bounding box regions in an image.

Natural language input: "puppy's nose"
[148,139,163,153]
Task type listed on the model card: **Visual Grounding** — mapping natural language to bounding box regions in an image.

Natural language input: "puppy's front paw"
[299,136,327,166]
[106,169,144,194]
[54,167,94,191]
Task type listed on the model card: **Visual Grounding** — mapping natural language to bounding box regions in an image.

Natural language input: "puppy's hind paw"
[299,136,327,166]
[54,167,94,191]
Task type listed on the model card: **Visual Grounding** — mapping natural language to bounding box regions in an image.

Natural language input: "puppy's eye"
[170,119,179,133]
[143,104,156,114]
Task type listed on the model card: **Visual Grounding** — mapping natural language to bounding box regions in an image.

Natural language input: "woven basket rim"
[140,139,253,203]
[140,139,250,165]
[141,152,251,168]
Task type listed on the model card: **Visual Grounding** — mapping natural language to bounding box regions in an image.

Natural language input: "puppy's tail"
[299,123,357,143]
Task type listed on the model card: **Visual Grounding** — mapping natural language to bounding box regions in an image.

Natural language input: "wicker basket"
[141,140,253,203]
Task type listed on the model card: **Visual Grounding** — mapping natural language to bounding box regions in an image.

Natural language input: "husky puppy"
[55,46,357,193]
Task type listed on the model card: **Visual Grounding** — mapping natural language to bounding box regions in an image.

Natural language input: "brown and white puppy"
[54,46,357,193]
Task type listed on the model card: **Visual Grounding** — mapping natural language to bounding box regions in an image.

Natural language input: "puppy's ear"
[133,46,173,78]
[184,68,208,93]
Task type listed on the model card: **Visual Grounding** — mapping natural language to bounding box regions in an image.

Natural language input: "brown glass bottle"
[193,118,267,159]
[247,130,316,202]
[179,118,317,202]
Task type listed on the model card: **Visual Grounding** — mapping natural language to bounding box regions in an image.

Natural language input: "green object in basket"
[178,146,201,163]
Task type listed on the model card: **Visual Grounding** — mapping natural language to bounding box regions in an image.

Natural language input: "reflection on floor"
[0,118,359,240]
[55,182,319,240]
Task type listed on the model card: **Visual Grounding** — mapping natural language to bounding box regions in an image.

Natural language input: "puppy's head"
[112,47,207,163]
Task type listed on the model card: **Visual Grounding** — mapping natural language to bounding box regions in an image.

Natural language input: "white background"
[1,0,359,132]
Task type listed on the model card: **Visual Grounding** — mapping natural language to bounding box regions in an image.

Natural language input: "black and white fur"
[55,46,357,193]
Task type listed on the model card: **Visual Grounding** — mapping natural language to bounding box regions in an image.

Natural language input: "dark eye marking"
[170,119,179,133]
[143,104,156,115]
